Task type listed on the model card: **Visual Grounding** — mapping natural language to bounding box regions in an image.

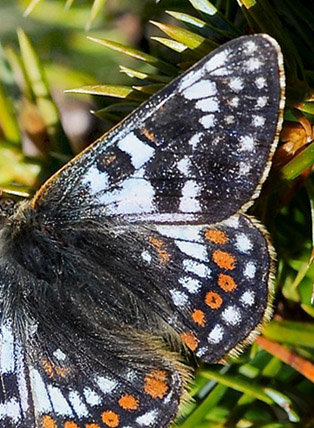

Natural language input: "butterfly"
[0,34,285,428]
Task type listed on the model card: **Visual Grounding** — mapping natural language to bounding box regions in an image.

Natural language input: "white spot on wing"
[245,41,258,53]
[211,67,230,76]
[136,409,159,426]
[195,347,208,358]
[179,276,201,293]
[96,376,117,394]
[228,96,239,107]
[235,233,253,253]
[48,385,73,416]
[178,68,203,91]
[228,77,244,92]
[255,77,266,89]
[222,306,242,325]
[29,368,52,413]
[131,213,200,223]
[179,180,201,212]
[156,225,204,241]
[141,250,152,263]
[245,57,262,71]
[208,325,224,344]
[183,259,211,278]
[0,399,20,423]
[118,132,154,169]
[223,216,239,228]
[239,135,254,151]
[256,96,268,108]
[102,178,155,215]
[83,387,102,406]
[177,157,192,175]
[0,324,14,374]
[182,80,217,100]
[244,262,256,278]
[199,114,216,128]
[175,241,208,262]
[15,344,29,413]
[53,349,66,362]
[82,165,109,195]
[170,290,188,307]
[240,291,255,306]
[239,162,251,175]
[125,368,137,382]
[205,49,230,72]
[252,115,266,127]
[68,391,89,417]
[196,98,219,113]
[189,133,203,149]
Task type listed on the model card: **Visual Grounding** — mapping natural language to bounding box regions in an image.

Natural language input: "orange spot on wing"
[64,421,80,428]
[118,394,139,411]
[101,410,120,427]
[41,359,54,379]
[212,250,235,270]
[144,369,169,399]
[148,236,170,264]
[180,332,199,351]
[191,309,206,326]
[41,358,69,379]
[205,229,228,244]
[55,366,69,377]
[86,424,101,428]
[103,155,116,164]
[142,128,156,142]
[218,273,237,292]
[41,415,57,428]
[205,291,223,309]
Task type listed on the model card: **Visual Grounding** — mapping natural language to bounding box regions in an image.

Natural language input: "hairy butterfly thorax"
[0,34,284,428]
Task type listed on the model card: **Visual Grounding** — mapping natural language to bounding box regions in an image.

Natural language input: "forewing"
[0,317,183,428]
[33,34,284,224]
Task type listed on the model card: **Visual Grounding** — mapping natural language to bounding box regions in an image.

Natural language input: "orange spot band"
[192,309,206,326]
[180,332,199,351]
[102,410,120,427]
[144,369,168,399]
[205,291,223,309]
[212,250,236,270]
[41,359,54,379]
[118,394,139,411]
[148,236,169,264]
[218,273,237,292]
[205,229,228,244]
[41,358,69,379]
[41,415,57,428]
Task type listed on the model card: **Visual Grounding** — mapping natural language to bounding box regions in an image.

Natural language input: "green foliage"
[1,0,314,426]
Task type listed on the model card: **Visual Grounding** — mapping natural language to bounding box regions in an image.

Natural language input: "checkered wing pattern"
[0,34,285,428]
[33,35,284,224]
[97,213,273,362]
[151,214,273,361]
[0,315,183,428]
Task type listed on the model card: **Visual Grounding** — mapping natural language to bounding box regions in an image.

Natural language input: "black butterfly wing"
[32,34,284,224]
[0,304,184,428]
[82,213,273,363]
